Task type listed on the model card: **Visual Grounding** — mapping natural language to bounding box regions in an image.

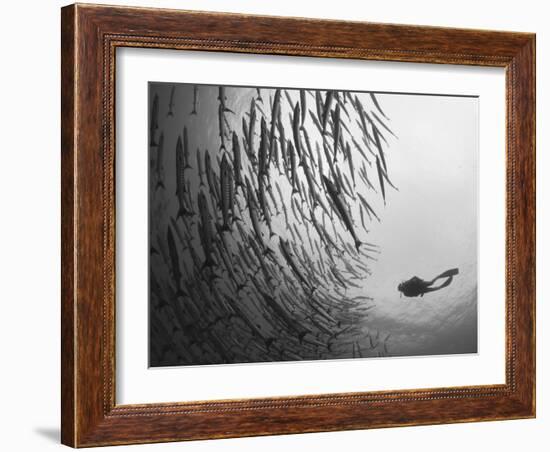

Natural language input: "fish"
[190,85,199,115]
[269,89,281,163]
[300,89,307,126]
[218,103,227,151]
[155,132,165,190]
[332,103,341,162]
[182,126,192,170]
[343,142,355,187]
[322,91,335,134]
[369,92,388,119]
[167,85,175,117]
[196,148,205,187]
[231,132,243,189]
[204,150,216,197]
[248,99,257,159]
[257,178,275,237]
[258,117,269,178]
[301,127,315,164]
[288,140,299,194]
[375,155,386,204]
[169,216,187,248]
[218,86,234,113]
[357,193,380,222]
[166,225,186,297]
[277,113,288,170]
[292,102,302,158]
[197,191,216,269]
[219,153,234,231]
[322,176,362,251]
[283,90,294,109]
[371,110,396,138]
[309,110,323,135]
[241,117,249,148]
[300,153,323,211]
[245,178,272,255]
[315,90,324,125]
[175,135,192,219]
[372,125,388,172]
[279,238,312,292]
[266,183,281,215]
[359,204,367,231]
[149,92,159,146]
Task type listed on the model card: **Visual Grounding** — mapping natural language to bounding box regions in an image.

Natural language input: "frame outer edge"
[515,35,536,416]
[61,3,536,447]
[61,3,77,448]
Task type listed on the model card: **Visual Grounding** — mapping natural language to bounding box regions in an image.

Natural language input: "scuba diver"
[397,268,459,298]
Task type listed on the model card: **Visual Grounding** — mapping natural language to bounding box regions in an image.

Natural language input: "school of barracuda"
[149,83,396,366]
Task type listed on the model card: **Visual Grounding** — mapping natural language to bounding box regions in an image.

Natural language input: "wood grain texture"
[61,3,536,447]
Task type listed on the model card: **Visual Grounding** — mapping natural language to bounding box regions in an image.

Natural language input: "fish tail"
[155,180,165,191]
[184,164,192,170]
[167,112,173,117]
[190,109,197,115]
[222,222,232,232]
[354,239,362,251]
[175,288,187,298]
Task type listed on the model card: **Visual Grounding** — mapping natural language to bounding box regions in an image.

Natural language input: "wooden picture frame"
[61,3,535,447]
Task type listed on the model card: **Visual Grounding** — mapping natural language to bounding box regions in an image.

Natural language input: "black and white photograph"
[147,82,478,367]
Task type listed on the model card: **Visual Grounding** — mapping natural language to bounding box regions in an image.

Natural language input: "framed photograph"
[61,3,535,447]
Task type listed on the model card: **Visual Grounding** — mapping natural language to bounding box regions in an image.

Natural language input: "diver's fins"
[438,268,459,279]
[427,268,459,288]
[425,275,455,293]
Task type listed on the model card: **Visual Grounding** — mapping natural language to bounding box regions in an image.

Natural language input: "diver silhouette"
[398,268,459,298]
